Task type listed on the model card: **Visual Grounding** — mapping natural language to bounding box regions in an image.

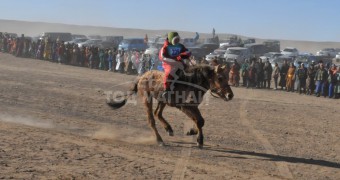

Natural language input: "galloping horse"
[107,64,233,148]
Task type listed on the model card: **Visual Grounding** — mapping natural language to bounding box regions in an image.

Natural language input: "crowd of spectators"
[1,32,340,99]
[0,32,158,75]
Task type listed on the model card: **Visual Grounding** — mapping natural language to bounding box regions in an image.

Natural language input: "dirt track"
[0,53,339,179]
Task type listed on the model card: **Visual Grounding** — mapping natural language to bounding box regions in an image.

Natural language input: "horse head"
[210,64,234,101]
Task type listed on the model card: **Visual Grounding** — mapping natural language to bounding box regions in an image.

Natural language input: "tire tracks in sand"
[239,90,293,179]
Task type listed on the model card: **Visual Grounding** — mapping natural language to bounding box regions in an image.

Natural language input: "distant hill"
[1,19,340,53]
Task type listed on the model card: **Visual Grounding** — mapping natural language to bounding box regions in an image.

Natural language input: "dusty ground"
[0,53,339,180]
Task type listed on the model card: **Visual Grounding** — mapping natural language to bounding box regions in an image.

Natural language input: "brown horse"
[107,64,233,148]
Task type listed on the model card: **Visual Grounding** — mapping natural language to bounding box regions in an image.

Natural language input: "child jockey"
[159,32,191,101]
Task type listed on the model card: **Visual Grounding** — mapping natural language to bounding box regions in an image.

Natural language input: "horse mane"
[177,64,214,90]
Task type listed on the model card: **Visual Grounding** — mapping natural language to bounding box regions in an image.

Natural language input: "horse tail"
[106,78,139,109]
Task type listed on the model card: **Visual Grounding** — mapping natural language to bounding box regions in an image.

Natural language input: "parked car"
[293,54,317,68]
[270,55,294,68]
[78,39,102,48]
[223,47,251,63]
[99,40,118,49]
[72,34,87,39]
[118,38,148,51]
[260,52,283,62]
[205,48,228,61]
[65,38,88,45]
[281,47,299,57]
[316,48,337,58]
[188,43,219,60]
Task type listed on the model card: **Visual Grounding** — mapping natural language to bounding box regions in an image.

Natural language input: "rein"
[210,87,228,99]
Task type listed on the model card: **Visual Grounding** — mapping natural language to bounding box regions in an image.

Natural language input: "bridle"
[210,85,231,101]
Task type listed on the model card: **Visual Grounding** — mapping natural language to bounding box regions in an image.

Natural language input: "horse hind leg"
[155,102,174,136]
[143,95,164,146]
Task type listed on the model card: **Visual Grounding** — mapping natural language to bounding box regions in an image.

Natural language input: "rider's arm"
[176,45,191,61]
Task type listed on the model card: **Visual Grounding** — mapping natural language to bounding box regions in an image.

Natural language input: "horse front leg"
[180,107,205,148]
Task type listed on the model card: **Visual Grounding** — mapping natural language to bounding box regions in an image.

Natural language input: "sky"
[1,0,340,42]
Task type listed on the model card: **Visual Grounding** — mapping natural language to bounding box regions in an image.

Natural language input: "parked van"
[40,32,72,42]
[223,47,250,63]
[244,43,267,58]
[118,38,148,51]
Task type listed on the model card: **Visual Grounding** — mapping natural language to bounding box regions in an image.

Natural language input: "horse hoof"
[158,142,165,147]
[168,131,174,136]
[186,129,197,136]
[197,143,203,149]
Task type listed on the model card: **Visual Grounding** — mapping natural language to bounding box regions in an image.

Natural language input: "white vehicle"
[223,47,250,63]
[39,32,72,42]
[336,52,340,61]
[144,46,159,55]
[281,47,299,57]
[64,38,88,45]
[316,48,337,57]
[78,39,102,48]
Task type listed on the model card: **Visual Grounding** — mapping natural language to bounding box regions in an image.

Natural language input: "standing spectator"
[138,53,147,75]
[263,60,273,89]
[323,62,331,97]
[57,43,65,64]
[112,48,117,72]
[125,51,135,74]
[230,60,240,87]
[255,58,264,88]
[247,61,257,88]
[107,49,113,71]
[44,37,52,60]
[116,50,125,73]
[279,60,289,90]
[85,46,91,67]
[272,63,280,90]
[296,63,308,94]
[306,62,316,95]
[148,53,155,71]
[334,66,340,99]
[104,49,109,70]
[314,63,328,97]
[241,59,250,87]
[89,46,99,69]
[328,64,337,98]
[286,63,295,92]
[71,45,79,65]
[16,34,24,57]
[3,34,8,52]
[98,49,105,70]
[79,46,86,66]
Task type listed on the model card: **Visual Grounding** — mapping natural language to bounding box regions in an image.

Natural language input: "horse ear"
[221,65,226,69]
